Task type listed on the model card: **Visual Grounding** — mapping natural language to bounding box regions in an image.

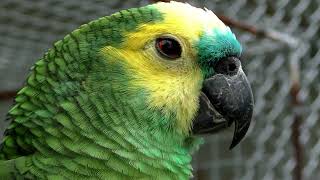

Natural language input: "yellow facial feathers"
[101,1,228,134]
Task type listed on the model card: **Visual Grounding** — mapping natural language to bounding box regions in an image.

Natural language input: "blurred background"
[0,0,319,179]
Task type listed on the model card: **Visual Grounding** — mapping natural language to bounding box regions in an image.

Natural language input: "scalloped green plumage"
[0,1,242,179]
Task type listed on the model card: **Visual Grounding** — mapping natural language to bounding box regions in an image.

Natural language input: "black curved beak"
[192,57,254,149]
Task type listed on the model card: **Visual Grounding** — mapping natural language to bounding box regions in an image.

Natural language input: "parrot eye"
[155,37,182,59]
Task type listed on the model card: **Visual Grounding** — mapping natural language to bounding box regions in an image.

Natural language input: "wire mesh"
[0,0,319,179]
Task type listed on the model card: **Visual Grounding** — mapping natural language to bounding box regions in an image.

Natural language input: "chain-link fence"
[0,0,319,179]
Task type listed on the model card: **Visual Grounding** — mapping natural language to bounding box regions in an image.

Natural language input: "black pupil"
[156,38,181,59]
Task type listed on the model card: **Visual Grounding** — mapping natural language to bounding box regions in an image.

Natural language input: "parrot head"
[98,1,253,149]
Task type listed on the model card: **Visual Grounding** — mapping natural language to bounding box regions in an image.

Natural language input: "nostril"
[213,57,240,76]
[228,63,237,72]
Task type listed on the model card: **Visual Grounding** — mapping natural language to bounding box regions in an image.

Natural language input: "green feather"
[197,28,242,78]
[0,3,197,179]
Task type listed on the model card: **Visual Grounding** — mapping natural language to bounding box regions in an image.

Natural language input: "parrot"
[0,1,253,179]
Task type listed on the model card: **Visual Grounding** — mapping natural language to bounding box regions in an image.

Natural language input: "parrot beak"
[192,57,254,149]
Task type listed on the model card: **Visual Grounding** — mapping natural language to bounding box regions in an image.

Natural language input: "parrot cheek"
[191,57,254,149]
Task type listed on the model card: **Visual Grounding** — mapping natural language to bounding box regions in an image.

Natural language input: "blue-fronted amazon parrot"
[0,1,253,179]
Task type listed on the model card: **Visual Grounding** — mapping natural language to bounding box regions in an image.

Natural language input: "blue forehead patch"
[197,28,242,77]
